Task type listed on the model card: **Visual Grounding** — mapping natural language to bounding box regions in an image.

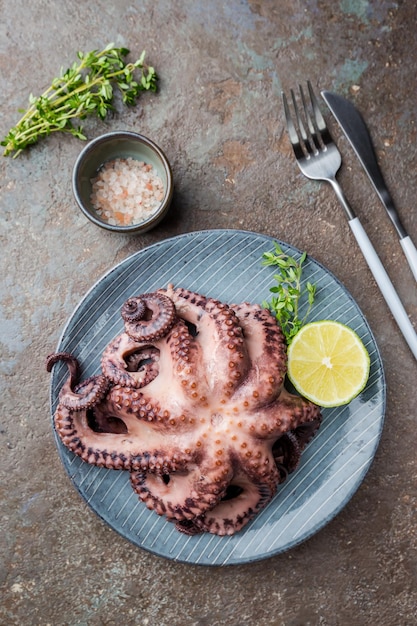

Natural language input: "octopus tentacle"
[165,319,206,402]
[101,333,161,388]
[292,417,323,448]
[108,384,198,429]
[46,351,79,379]
[243,387,322,440]
[217,391,321,485]
[130,456,234,522]
[231,303,287,409]
[121,293,176,341]
[160,285,249,400]
[47,352,109,410]
[54,400,196,471]
[272,431,302,480]
[140,318,211,408]
[178,469,276,536]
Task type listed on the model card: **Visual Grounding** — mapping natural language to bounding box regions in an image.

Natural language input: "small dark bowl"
[72,131,173,234]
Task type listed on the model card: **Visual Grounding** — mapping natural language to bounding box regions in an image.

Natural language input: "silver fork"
[283,82,417,360]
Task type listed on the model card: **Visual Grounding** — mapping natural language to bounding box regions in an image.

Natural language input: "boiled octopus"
[46,285,322,536]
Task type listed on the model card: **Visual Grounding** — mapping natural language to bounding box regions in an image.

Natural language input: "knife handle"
[400,236,417,283]
[349,217,417,361]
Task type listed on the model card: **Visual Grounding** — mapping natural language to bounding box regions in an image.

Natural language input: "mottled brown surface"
[1,1,417,624]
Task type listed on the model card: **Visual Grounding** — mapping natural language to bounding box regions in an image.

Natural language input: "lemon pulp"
[287,320,370,408]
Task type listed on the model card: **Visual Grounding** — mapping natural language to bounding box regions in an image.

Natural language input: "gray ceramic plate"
[49,229,386,566]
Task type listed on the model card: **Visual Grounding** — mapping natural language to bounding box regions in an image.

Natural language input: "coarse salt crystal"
[90,157,165,227]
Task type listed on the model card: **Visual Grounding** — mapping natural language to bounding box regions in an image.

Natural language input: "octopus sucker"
[47,286,322,536]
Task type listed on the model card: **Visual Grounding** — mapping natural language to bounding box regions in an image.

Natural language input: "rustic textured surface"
[1,1,417,624]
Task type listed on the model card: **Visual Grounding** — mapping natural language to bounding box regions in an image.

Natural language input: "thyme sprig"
[2,43,158,158]
[262,242,317,343]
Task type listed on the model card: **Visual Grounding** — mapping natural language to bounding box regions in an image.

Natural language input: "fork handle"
[400,236,417,283]
[349,217,417,360]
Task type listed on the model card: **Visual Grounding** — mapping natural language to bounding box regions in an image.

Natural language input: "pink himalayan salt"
[90,157,165,227]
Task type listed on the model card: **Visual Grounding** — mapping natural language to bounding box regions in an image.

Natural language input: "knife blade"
[321,90,417,283]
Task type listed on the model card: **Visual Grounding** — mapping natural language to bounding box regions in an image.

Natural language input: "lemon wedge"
[287,320,370,408]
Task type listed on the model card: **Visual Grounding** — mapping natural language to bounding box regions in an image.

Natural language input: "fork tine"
[283,88,315,160]
[282,90,307,160]
[307,80,327,134]
[282,91,300,146]
[299,84,316,139]
[301,82,332,155]
[291,88,309,146]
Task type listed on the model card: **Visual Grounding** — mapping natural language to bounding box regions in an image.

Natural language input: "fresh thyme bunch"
[262,242,317,343]
[2,44,158,158]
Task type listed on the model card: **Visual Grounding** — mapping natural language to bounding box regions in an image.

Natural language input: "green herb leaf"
[261,242,317,343]
[2,45,159,158]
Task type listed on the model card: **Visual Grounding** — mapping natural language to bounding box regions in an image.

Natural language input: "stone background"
[1,1,416,624]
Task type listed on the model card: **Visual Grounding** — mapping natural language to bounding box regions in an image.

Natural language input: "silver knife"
[321,90,417,283]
